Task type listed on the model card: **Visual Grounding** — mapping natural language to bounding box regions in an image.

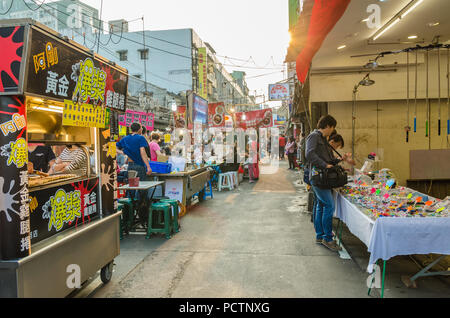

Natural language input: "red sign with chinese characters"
[235,108,273,129]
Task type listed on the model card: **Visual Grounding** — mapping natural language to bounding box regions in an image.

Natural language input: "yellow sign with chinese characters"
[62,100,106,128]
[198,47,208,99]
[47,189,81,231]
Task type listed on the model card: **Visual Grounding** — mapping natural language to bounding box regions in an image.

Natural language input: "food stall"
[0,19,127,297]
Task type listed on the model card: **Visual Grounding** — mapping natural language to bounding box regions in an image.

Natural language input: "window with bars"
[139,49,149,60]
[117,50,128,61]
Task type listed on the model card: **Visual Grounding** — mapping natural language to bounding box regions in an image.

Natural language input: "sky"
[80,0,290,107]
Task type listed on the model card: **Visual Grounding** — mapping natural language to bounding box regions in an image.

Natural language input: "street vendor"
[28,143,56,173]
[149,132,164,161]
[49,144,88,175]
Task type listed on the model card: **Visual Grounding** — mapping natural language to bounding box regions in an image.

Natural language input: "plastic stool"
[146,202,173,239]
[218,173,233,191]
[118,203,124,240]
[225,172,235,189]
[118,198,135,234]
[229,171,238,186]
[204,180,213,200]
[160,199,180,233]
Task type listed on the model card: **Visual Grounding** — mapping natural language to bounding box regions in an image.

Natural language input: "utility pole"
[96,0,103,53]
[142,16,148,93]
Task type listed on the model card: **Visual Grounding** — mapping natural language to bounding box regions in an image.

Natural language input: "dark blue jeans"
[312,186,335,242]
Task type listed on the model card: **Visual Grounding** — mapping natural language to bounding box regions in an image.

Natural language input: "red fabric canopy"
[296,0,351,84]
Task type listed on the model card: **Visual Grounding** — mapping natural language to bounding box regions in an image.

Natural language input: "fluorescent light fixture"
[428,22,440,27]
[33,106,63,114]
[32,98,44,103]
[373,17,400,41]
[48,105,64,111]
[401,0,423,18]
[337,45,346,50]
[362,18,369,22]
[408,35,418,39]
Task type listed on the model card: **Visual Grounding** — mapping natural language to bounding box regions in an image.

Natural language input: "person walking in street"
[116,122,152,180]
[279,134,286,160]
[285,136,297,170]
[305,115,342,252]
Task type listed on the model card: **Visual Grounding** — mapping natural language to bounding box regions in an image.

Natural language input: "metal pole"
[142,16,148,93]
[351,86,357,173]
[96,0,103,54]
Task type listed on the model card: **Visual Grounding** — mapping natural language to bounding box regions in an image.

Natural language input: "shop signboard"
[173,105,186,128]
[0,95,30,259]
[118,110,154,131]
[208,102,226,128]
[268,83,290,101]
[62,100,107,128]
[25,28,127,110]
[198,47,208,99]
[235,108,273,129]
[0,26,25,94]
[28,178,99,245]
[273,114,286,126]
[192,93,208,125]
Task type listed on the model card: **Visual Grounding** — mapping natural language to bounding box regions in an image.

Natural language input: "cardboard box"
[157,154,169,162]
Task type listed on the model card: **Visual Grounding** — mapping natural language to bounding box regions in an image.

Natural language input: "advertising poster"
[198,47,208,99]
[26,28,128,110]
[62,100,107,128]
[118,110,154,131]
[173,105,186,128]
[208,102,226,128]
[193,94,208,125]
[29,178,100,244]
[235,108,273,129]
[0,95,30,259]
[0,26,25,94]
[165,179,183,203]
[268,83,290,101]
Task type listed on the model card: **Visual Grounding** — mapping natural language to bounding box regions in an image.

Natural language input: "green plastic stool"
[160,199,180,233]
[146,202,173,239]
[118,198,135,234]
[118,203,124,240]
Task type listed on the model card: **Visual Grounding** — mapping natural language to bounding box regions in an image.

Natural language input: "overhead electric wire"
[22,0,47,11]
[0,0,14,15]
[28,1,286,71]
[39,6,192,89]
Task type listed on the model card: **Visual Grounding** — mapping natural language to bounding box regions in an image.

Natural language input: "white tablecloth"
[334,192,450,273]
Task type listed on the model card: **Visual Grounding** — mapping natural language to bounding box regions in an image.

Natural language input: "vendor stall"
[152,166,211,207]
[0,19,127,297]
[334,169,450,298]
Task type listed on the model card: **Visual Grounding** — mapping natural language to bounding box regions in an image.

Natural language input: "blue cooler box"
[149,161,172,174]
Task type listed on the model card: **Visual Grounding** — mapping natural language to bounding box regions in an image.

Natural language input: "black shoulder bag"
[310,144,348,189]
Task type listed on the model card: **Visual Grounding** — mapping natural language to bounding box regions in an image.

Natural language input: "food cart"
[0,19,127,297]
[152,166,211,207]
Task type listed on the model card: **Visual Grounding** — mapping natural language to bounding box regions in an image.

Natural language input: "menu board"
[62,100,106,128]
[118,110,154,131]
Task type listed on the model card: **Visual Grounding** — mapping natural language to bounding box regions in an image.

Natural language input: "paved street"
[73,161,450,298]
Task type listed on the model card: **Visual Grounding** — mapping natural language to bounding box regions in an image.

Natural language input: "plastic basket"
[150,161,172,174]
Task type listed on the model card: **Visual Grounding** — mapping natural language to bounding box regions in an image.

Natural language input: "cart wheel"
[100,261,114,284]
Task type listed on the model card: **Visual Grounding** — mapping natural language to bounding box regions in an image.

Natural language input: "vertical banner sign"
[208,102,226,128]
[0,95,30,260]
[198,48,208,99]
[289,0,301,30]
[0,26,25,93]
[100,128,117,216]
